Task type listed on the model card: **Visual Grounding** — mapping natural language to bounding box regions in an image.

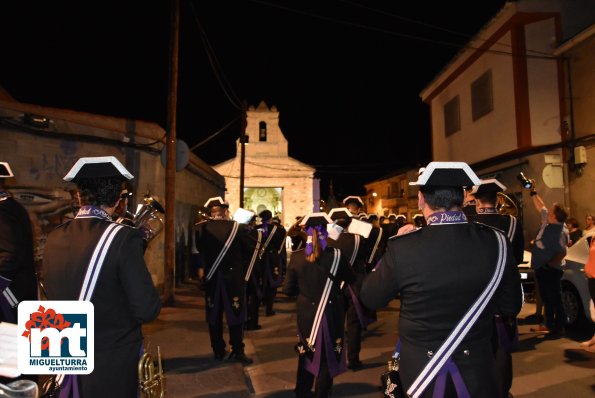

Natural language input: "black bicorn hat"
[409,161,480,188]
[343,195,364,207]
[63,156,134,182]
[328,207,352,221]
[259,209,273,221]
[0,162,14,178]
[299,212,333,227]
[204,196,229,208]
[366,213,379,221]
[470,178,507,196]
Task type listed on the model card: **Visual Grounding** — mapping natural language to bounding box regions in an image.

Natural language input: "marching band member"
[283,212,355,398]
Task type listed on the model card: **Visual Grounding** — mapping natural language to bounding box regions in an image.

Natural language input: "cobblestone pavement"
[144,283,595,398]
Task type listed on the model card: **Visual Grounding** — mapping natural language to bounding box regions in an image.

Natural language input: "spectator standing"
[42,156,162,397]
[566,217,582,247]
[360,162,522,398]
[528,188,569,337]
[584,214,595,236]
[580,236,595,350]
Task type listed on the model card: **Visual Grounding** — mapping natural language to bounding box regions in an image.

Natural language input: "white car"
[561,233,595,326]
[521,235,595,327]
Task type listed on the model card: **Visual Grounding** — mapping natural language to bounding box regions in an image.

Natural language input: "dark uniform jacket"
[283,247,355,374]
[43,216,162,398]
[472,211,525,265]
[257,222,287,288]
[195,219,253,325]
[365,224,385,270]
[360,222,522,398]
[0,195,37,323]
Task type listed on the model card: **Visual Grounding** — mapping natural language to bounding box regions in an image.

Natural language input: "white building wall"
[214,102,316,229]
[526,19,562,146]
[431,31,518,163]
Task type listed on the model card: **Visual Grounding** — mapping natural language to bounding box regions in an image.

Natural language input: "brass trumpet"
[138,346,165,398]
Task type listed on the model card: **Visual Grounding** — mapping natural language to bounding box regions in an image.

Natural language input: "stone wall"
[0,102,224,291]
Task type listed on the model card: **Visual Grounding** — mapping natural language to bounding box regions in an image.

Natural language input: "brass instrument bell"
[117,195,165,243]
[138,346,165,398]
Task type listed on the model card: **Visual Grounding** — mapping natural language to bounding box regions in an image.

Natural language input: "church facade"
[213,101,318,228]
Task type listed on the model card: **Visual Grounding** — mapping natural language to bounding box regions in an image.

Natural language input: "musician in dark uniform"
[382,214,399,239]
[360,162,522,398]
[257,210,287,316]
[244,215,264,331]
[0,161,37,325]
[364,213,385,271]
[283,212,355,398]
[287,216,307,252]
[468,178,524,398]
[42,156,162,397]
[328,205,373,370]
[469,178,524,266]
[195,197,253,364]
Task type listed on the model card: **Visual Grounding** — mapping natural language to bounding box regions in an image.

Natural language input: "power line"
[189,113,242,151]
[188,1,244,110]
[247,0,556,60]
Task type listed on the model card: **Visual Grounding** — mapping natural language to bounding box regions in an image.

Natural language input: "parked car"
[561,233,594,326]
[519,235,594,327]
[518,251,536,302]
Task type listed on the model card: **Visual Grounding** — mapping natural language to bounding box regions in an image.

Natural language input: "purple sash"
[57,375,80,398]
[303,315,347,378]
[431,359,470,398]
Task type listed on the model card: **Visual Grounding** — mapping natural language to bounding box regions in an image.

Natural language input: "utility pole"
[163,0,179,306]
[239,102,248,208]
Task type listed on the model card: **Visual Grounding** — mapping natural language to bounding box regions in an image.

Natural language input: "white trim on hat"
[470,178,507,195]
[299,212,333,226]
[204,196,228,207]
[0,162,14,178]
[328,207,351,220]
[408,161,480,186]
[343,195,364,206]
[63,156,134,181]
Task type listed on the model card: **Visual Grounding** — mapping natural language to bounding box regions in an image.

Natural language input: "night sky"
[0,0,507,199]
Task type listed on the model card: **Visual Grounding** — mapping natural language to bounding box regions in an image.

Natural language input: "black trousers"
[295,351,333,398]
[534,266,565,330]
[345,293,362,362]
[246,277,261,328]
[208,305,244,354]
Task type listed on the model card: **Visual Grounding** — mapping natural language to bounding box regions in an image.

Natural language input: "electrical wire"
[246,0,556,60]
[189,113,242,151]
[188,1,244,110]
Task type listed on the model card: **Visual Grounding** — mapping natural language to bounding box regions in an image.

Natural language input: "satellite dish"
[160,139,190,171]
[542,164,564,188]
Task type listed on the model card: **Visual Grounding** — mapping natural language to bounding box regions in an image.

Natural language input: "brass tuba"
[138,346,165,398]
[118,196,165,243]
[497,192,518,217]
